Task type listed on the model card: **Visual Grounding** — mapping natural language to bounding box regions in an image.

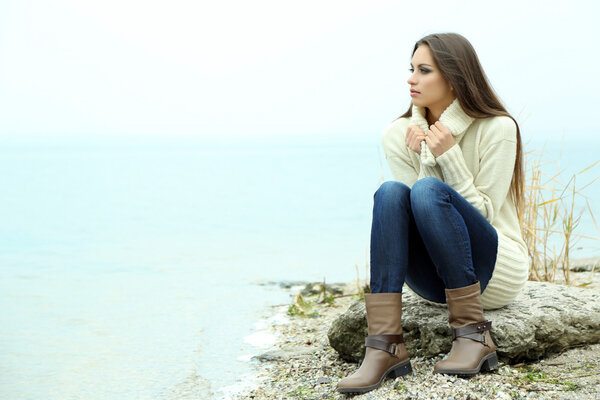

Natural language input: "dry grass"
[519,143,600,285]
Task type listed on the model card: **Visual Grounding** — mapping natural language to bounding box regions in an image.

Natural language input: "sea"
[1,132,598,399]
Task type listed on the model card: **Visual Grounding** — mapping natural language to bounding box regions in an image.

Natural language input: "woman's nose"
[407,72,417,85]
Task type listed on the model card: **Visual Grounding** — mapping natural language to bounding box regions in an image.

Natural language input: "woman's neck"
[425,97,456,126]
[425,108,441,126]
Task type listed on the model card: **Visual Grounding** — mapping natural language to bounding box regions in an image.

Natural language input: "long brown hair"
[399,33,524,213]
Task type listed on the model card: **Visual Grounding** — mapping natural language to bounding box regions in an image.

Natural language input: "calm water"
[0,133,598,399]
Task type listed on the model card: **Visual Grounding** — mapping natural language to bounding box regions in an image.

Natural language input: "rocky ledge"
[328,281,600,363]
[237,278,600,400]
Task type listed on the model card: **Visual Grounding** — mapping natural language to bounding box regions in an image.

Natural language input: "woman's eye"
[409,68,431,74]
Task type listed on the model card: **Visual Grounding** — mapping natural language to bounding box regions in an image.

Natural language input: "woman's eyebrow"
[410,63,433,67]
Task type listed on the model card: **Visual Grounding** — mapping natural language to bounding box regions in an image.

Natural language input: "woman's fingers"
[426,121,455,157]
[406,125,426,154]
[405,122,456,157]
[428,124,441,138]
[434,121,452,136]
[406,125,420,141]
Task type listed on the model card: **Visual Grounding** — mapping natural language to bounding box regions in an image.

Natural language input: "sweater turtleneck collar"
[410,98,476,167]
[409,97,475,136]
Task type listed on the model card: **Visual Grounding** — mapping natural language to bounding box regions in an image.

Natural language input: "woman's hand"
[425,121,455,157]
[405,125,427,154]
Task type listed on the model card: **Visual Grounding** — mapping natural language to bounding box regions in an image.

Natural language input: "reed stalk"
[520,144,599,285]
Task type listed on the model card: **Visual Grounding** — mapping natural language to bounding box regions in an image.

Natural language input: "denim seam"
[447,191,476,286]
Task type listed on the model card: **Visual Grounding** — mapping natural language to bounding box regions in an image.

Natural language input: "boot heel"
[390,361,413,377]
[481,353,499,371]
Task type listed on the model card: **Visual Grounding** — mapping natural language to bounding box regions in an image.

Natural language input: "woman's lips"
[410,90,420,97]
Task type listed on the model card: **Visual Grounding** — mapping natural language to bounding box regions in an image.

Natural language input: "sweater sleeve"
[418,164,440,181]
[435,118,517,222]
[385,154,419,188]
[382,119,419,187]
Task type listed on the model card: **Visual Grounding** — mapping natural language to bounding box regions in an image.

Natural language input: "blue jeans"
[370,177,498,303]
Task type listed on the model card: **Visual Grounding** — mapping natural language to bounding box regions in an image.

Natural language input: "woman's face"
[407,45,454,111]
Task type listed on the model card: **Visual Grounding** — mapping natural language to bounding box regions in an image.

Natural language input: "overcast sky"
[0,0,599,139]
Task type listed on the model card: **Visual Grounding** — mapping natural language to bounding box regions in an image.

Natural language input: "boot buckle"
[365,334,403,357]
[452,320,492,345]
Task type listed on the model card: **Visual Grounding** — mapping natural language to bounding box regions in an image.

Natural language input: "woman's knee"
[411,177,444,195]
[374,181,410,205]
[410,178,447,209]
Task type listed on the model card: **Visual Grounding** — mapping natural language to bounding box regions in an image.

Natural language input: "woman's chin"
[411,98,426,108]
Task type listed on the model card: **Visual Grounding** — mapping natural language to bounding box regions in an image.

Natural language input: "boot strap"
[365,334,404,357]
[452,321,492,346]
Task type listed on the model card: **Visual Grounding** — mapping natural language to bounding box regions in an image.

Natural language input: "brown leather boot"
[337,293,412,394]
[434,281,499,375]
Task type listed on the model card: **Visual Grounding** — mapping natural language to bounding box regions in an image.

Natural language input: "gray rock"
[253,346,315,362]
[264,280,309,289]
[327,281,600,363]
[301,282,344,297]
[569,257,600,272]
[315,376,331,384]
[327,299,368,362]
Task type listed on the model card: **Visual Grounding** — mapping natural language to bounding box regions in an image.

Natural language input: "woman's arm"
[381,119,419,187]
[435,116,517,222]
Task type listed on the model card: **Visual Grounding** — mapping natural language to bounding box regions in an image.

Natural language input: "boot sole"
[337,359,412,394]
[434,351,499,376]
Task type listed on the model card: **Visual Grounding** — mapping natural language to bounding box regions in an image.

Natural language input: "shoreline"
[233,273,600,400]
[215,282,305,400]
[215,316,282,400]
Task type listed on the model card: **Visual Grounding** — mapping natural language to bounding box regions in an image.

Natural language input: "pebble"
[316,376,331,384]
[233,284,600,400]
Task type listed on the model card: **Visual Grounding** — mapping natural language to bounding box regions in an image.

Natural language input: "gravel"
[234,279,600,400]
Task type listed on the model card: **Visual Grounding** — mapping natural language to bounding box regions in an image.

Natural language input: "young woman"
[337,33,529,394]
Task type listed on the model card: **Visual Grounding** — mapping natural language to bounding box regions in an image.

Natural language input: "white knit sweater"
[381,98,529,309]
